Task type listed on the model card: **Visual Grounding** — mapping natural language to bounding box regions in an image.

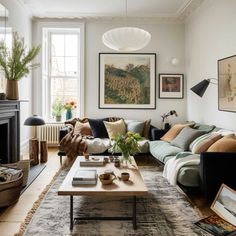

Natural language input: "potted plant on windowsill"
[0,32,40,100]
[52,100,64,122]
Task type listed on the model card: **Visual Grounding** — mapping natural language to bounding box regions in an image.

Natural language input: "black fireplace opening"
[0,122,8,164]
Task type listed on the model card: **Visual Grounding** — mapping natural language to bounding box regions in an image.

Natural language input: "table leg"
[133,196,137,230]
[70,196,73,230]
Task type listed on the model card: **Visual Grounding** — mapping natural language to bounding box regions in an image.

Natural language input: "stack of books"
[72,169,97,186]
[80,156,105,167]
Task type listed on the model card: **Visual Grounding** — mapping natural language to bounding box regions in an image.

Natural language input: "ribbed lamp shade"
[102,27,151,52]
[190,79,210,97]
[24,115,45,126]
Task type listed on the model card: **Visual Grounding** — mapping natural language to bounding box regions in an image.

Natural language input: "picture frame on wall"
[159,74,184,99]
[99,53,156,109]
[218,55,236,113]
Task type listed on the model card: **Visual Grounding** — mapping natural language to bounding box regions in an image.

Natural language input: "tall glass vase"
[66,109,72,120]
[121,151,131,167]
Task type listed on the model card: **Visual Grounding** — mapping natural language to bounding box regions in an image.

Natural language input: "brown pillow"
[160,123,195,142]
[207,134,236,152]
[73,121,92,136]
[192,133,222,154]
[142,119,151,139]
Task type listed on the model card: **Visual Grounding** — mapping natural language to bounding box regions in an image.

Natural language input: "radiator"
[37,123,65,146]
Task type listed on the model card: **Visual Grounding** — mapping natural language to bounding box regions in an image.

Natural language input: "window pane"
[64,78,78,95]
[51,77,64,96]
[51,34,64,56]
[65,57,77,76]
[51,57,65,76]
[65,34,77,56]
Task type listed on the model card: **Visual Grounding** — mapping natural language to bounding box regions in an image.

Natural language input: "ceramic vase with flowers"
[0,32,40,100]
[64,100,76,120]
[111,132,142,166]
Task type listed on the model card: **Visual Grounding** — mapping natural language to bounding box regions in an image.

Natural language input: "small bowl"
[99,173,116,185]
[121,172,130,181]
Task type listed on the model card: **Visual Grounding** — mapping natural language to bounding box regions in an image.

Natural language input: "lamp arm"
[208,78,218,85]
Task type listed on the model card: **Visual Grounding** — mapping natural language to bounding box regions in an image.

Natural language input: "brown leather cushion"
[142,119,151,139]
[73,121,92,136]
[160,123,195,142]
[207,134,236,152]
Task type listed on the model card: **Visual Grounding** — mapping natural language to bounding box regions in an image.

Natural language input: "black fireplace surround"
[0,100,20,164]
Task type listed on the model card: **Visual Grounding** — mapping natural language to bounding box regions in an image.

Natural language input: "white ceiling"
[20,0,204,19]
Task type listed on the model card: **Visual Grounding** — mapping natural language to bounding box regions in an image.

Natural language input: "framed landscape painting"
[99,53,156,109]
[159,74,184,99]
[218,55,236,112]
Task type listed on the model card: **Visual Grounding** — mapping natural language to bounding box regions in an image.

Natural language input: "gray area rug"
[24,165,209,236]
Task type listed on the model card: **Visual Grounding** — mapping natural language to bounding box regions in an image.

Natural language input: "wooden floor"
[0,148,63,236]
[0,150,212,236]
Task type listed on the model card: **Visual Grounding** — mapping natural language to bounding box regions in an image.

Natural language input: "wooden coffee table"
[58,156,148,230]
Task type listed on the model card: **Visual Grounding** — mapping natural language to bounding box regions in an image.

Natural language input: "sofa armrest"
[59,126,70,142]
[200,152,236,199]
[150,127,168,141]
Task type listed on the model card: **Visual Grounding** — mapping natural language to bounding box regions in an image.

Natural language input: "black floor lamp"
[24,115,45,165]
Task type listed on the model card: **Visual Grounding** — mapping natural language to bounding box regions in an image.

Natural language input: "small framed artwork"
[218,55,236,113]
[211,183,236,227]
[159,74,184,99]
[99,53,156,109]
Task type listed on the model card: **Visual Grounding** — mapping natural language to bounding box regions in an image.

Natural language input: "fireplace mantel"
[0,100,21,163]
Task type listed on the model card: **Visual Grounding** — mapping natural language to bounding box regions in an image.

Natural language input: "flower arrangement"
[111,132,143,164]
[52,100,64,122]
[64,100,77,111]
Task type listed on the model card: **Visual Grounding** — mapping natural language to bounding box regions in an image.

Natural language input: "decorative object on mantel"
[102,0,151,52]
[24,115,45,165]
[0,32,40,100]
[52,100,64,122]
[190,78,217,97]
[159,74,184,99]
[64,100,76,120]
[111,132,142,165]
[161,110,178,130]
[218,54,236,112]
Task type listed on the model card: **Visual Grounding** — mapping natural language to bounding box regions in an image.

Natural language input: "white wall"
[185,0,236,130]
[86,20,186,127]
[0,0,32,153]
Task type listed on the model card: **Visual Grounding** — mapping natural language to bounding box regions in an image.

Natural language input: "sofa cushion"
[126,121,145,135]
[177,165,200,187]
[86,138,111,154]
[88,118,109,138]
[103,119,126,139]
[191,133,222,154]
[160,123,194,142]
[73,121,93,136]
[149,140,183,163]
[207,134,236,152]
[193,123,216,133]
[170,127,206,151]
[142,119,151,139]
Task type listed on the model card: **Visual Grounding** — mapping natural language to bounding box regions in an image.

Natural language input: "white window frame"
[32,21,85,120]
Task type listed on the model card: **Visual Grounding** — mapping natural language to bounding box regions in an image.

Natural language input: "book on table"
[72,169,97,185]
[80,156,105,167]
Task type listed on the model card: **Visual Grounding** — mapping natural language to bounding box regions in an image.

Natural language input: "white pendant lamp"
[102,0,151,52]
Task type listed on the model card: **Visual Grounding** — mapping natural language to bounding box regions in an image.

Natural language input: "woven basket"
[2,160,30,187]
[0,171,23,207]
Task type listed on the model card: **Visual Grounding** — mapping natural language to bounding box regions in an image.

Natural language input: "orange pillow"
[207,134,236,152]
[160,123,195,142]
[73,121,92,136]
